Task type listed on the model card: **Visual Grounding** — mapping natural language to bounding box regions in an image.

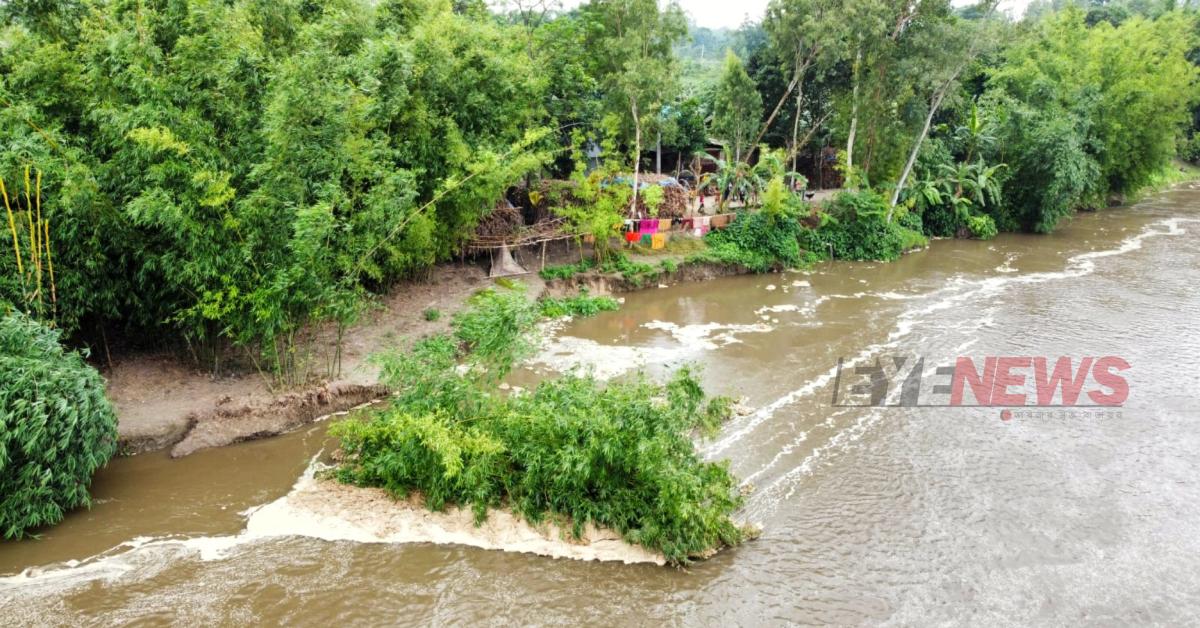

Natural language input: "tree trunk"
[749,50,810,162]
[846,47,862,180]
[790,83,804,184]
[888,87,950,217]
[656,130,662,174]
[630,97,641,216]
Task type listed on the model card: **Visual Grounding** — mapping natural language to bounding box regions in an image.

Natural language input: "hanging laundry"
[658,218,672,232]
[640,233,653,246]
[651,233,667,250]
[625,231,640,243]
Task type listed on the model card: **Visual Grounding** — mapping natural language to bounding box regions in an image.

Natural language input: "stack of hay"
[633,174,688,218]
[476,200,525,239]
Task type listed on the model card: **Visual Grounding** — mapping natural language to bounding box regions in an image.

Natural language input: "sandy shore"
[248,469,667,565]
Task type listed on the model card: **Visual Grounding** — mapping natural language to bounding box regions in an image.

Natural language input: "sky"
[552,0,1033,29]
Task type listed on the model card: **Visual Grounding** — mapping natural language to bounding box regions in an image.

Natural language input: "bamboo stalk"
[35,170,44,316]
[0,177,22,277]
[44,218,56,320]
[24,166,37,276]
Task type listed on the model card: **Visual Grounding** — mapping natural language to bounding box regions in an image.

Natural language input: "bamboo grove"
[1,0,1197,381]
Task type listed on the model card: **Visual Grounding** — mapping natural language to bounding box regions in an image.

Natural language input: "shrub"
[965,214,998,240]
[451,285,540,379]
[538,289,620,318]
[331,364,746,564]
[1,311,117,539]
[1182,134,1200,165]
[798,191,928,261]
[538,259,595,281]
[695,210,804,272]
[422,308,441,322]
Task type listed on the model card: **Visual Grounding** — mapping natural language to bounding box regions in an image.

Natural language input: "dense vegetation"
[2,0,1195,375]
[0,309,117,539]
[332,290,747,564]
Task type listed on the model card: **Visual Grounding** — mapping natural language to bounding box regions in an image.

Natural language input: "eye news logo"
[831,356,1129,420]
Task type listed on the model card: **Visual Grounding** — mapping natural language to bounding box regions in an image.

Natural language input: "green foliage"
[641,185,665,216]
[422,308,441,322]
[598,255,659,286]
[537,289,620,319]
[451,285,539,380]
[1182,134,1200,165]
[0,0,551,380]
[695,209,805,272]
[538,259,596,281]
[904,133,1007,240]
[965,214,998,240]
[799,190,928,261]
[0,310,117,539]
[331,359,746,564]
[711,50,763,163]
[985,8,1198,231]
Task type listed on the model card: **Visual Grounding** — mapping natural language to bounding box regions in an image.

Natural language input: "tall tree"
[579,0,687,212]
[711,50,764,163]
[889,1,1001,214]
[757,0,851,167]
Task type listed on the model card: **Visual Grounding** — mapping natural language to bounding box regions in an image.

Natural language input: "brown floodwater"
[4,186,1200,625]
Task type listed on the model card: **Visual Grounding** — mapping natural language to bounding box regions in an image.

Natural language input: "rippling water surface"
[3,187,1200,625]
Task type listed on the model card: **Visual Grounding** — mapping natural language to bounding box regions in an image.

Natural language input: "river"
[3,186,1200,625]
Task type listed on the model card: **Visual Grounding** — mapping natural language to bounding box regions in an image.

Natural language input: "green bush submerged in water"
[331,291,746,563]
[332,356,745,564]
[0,310,117,539]
[537,289,620,318]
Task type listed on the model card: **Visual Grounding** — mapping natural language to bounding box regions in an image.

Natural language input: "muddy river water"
[3,186,1200,625]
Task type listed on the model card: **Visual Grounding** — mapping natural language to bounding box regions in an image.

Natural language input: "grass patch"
[627,234,709,257]
[422,308,441,322]
[538,259,595,281]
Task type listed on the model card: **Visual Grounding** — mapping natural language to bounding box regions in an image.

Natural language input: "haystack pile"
[475,199,525,238]
[521,175,689,220]
[632,174,689,218]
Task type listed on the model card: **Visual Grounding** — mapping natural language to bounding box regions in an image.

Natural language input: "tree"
[760,0,851,171]
[579,0,687,212]
[985,6,1198,230]
[888,1,1001,215]
[711,50,763,164]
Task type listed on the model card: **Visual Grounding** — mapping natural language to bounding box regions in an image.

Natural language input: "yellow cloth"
[651,233,667,250]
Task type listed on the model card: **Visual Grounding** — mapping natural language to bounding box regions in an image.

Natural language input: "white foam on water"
[1,454,668,591]
[531,320,773,379]
[719,217,1197,489]
[755,304,802,315]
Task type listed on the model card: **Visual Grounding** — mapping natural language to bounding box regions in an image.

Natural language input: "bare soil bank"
[110,246,753,457]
